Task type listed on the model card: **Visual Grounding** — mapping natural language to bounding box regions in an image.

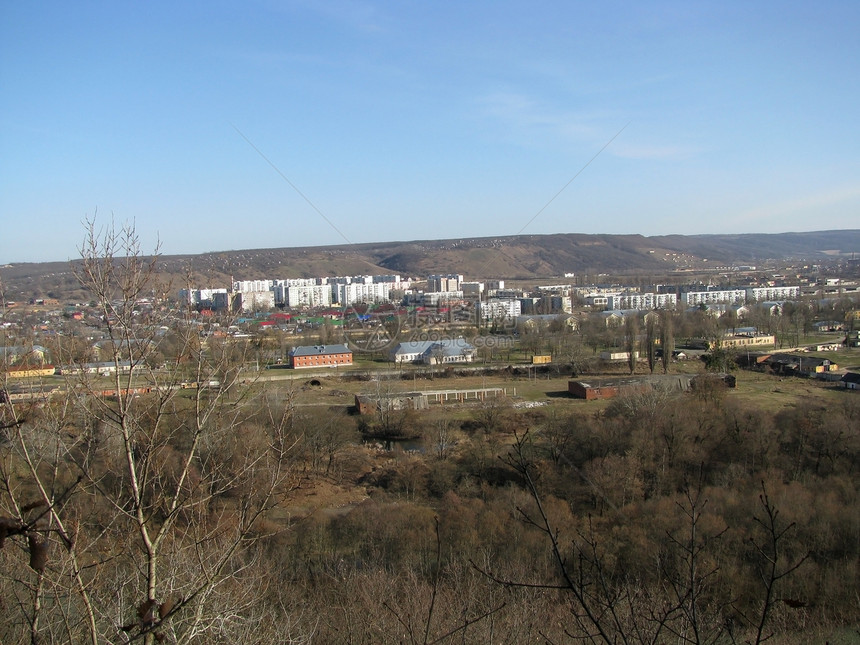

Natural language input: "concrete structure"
[568,378,652,400]
[289,344,353,369]
[284,285,332,308]
[334,282,393,306]
[682,289,746,306]
[478,298,522,323]
[354,392,428,414]
[546,295,573,313]
[746,286,801,301]
[535,284,572,295]
[211,291,235,311]
[568,375,693,400]
[714,333,775,350]
[179,288,228,307]
[355,386,508,414]
[519,297,541,314]
[372,274,403,285]
[233,279,273,293]
[460,282,484,298]
[274,278,318,288]
[599,350,639,361]
[420,291,464,306]
[235,290,275,312]
[606,292,677,310]
[585,294,610,307]
[427,274,464,292]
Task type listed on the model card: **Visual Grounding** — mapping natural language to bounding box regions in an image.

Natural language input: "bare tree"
[737,483,810,645]
[1,220,297,644]
[660,310,674,374]
[645,315,657,374]
[474,431,680,644]
[625,315,640,375]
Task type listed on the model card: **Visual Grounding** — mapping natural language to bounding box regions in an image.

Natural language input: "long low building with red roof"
[288,344,353,369]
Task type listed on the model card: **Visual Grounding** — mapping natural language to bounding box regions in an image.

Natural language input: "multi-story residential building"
[746,286,801,301]
[273,278,318,288]
[427,274,464,292]
[494,289,523,299]
[519,297,541,314]
[322,276,354,286]
[542,295,572,313]
[334,281,392,306]
[286,285,332,308]
[478,298,522,322]
[420,291,463,306]
[681,289,747,306]
[460,282,484,298]
[233,279,273,293]
[273,279,319,304]
[236,290,275,312]
[212,292,233,311]
[520,296,572,314]
[179,288,228,306]
[574,285,627,297]
[372,274,403,285]
[606,292,677,310]
[535,284,572,295]
[585,294,612,307]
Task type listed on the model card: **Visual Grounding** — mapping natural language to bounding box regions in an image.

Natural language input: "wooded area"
[1,223,858,644]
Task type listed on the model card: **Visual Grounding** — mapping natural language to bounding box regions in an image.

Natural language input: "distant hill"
[2,230,859,302]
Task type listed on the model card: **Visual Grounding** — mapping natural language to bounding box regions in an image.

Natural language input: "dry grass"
[727,368,845,413]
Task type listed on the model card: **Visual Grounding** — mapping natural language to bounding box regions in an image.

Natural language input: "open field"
[249,359,857,419]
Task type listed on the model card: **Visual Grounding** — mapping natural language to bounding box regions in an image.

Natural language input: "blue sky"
[2,1,858,263]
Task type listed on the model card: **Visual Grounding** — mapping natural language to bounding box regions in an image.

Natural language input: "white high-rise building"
[606,292,677,310]
[237,290,275,312]
[286,285,332,308]
[179,288,228,305]
[233,279,273,293]
[478,298,522,322]
[682,289,746,306]
[427,274,464,292]
[746,286,800,301]
[334,282,392,306]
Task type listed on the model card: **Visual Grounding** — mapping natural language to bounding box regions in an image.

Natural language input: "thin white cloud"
[477,90,601,142]
[478,90,694,163]
[282,0,389,34]
[610,142,698,161]
[732,183,860,226]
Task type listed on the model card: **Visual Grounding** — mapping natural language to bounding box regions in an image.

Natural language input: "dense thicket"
[2,222,858,643]
[265,386,859,644]
[3,369,859,643]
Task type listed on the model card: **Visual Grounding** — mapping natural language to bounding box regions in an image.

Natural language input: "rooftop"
[289,344,352,357]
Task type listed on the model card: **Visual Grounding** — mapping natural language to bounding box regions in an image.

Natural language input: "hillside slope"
[2,230,859,301]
